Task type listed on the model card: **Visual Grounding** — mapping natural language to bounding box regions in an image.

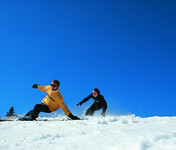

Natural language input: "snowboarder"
[77,88,107,117]
[19,80,80,121]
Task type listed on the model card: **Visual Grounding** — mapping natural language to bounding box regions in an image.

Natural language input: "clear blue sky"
[0,0,176,117]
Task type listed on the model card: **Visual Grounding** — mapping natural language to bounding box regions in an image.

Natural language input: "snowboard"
[0,118,83,122]
[0,118,48,122]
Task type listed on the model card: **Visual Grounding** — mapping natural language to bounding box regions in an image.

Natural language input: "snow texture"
[0,115,176,150]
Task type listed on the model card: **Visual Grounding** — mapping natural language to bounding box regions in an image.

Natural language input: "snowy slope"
[0,115,176,150]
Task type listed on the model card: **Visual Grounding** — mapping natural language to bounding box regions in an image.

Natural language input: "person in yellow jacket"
[19,80,80,121]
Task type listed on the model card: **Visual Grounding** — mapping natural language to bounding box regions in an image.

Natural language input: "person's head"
[92,88,100,97]
[51,80,60,91]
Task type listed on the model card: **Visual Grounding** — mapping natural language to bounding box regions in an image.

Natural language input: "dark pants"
[25,103,51,119]
[85,103,102,116]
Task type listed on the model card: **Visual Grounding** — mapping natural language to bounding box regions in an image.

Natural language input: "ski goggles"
[51,84,58,87]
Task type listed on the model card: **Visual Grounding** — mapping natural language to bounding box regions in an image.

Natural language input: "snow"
[0,115,176,150]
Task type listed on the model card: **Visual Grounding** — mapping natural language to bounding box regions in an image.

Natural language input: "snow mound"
[0,115,176,150]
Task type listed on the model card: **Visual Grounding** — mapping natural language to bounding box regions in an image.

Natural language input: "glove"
[76,102,82,106]
[101,112,105,117]
[32,84,38,89]
[68,113,80,120]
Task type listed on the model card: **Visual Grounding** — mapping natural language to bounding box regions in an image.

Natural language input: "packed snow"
[0,115,176,150]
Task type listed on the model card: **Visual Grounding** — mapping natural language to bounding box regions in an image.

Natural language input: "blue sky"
[0,0,176,117]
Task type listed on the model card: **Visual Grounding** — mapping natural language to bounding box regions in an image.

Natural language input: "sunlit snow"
[0,115,176,150]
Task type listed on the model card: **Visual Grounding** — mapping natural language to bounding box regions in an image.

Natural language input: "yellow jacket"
[37,85,71,116]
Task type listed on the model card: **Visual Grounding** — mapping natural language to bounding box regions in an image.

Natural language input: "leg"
[85,103,103,116]
[31,103,51,119]
[24,110,33,117]
[85,103,100,116]
[85,106,94,116]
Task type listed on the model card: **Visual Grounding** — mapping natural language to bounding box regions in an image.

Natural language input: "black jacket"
[79,94,107,113]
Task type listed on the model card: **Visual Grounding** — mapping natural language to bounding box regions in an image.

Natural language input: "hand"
[68,113,80,120]
[76,103,82,106]
[72,115,80,120]
[32,84,38,89]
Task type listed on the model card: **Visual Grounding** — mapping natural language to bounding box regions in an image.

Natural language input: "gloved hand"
[76,102,82,106]
[68,113,80,120]
[101,112,105,117]
[32,84,38,89]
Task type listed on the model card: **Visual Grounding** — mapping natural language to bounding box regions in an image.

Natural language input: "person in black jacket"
[77,88,107,117]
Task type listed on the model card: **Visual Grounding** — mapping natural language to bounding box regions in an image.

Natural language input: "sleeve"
[79,94,92,105]
[58,96,71,116]
[37,85,50,92]
[102,102,107,114]
[101,96,108,114]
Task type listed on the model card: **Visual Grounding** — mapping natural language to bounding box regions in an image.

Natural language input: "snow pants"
[25,103,51,119]
[85,102,102,116]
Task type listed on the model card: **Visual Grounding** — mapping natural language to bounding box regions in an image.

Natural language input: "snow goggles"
[51,84,58,87]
